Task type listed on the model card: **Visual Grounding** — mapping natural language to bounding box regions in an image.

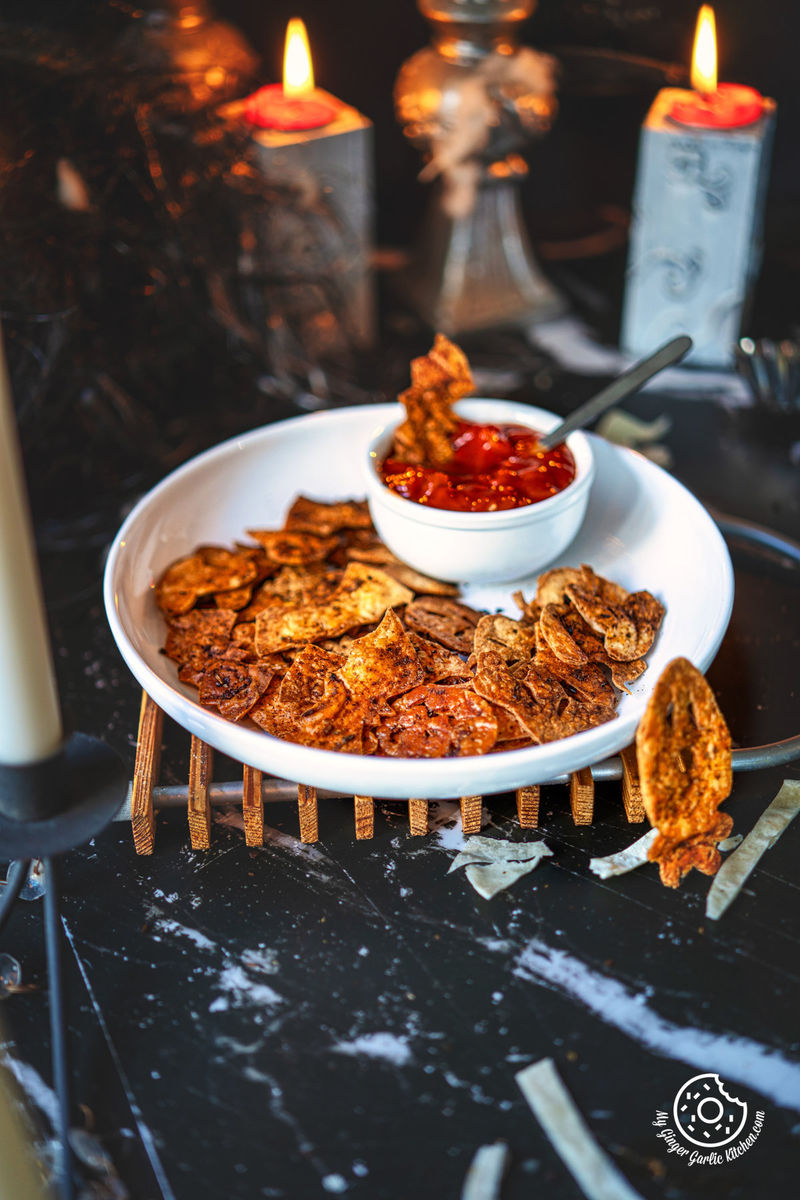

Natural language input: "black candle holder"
[0,733,127,1200]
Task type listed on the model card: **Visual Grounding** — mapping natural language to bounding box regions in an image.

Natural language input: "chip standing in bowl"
[364,335,594,585]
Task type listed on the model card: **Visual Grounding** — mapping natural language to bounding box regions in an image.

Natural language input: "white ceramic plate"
[104,402,734,799]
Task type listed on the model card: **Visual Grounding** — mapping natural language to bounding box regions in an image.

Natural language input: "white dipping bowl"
[364,399,595,585]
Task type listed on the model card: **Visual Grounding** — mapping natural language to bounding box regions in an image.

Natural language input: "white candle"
[0,326,63,764]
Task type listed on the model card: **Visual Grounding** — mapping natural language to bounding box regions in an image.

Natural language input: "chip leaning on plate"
[154,496,665,759]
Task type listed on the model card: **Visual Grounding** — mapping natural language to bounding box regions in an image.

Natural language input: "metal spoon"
[538,334,693,450]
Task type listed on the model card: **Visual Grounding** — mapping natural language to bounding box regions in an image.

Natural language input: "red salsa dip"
[381,419,576,513]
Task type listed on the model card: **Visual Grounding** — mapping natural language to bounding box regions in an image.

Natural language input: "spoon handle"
[538,334,693,450]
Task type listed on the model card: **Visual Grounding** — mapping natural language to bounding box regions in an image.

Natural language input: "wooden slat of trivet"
[131,691,163,855]
[242,765,264,847]
[408,797,428,836]
[620,744,646,822]
[460,795,483,835]
[516,785,540,828]
[298,785,319,843]
[569,768,594,825]
[187,737,213,850]
[353,795,374,840]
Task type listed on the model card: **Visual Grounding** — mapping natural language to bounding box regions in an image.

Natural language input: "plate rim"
[103,403,734,798]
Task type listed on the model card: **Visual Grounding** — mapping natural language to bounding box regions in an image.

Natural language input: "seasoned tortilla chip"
[214,584,254,610]
[407,633,472,683]
[531,628,617,709]
[155,549,256,615]
[239,564,342,621]
[375,684,497,758]
[266,645,364,752]
[564,565,664,662]
[284,495,372,536]
[380,562,459,596]
[393,334,473,467]
[340,609,423,706]
[636,657,733,888]
[403,596,484,653]
[533,567,586,609]
[198,660,275,720]
[474,650,615,745]
[473,650,549,743]
[552,603,647,691]
[245,529,338,565]
[537,603,588,666]
[164,608,238,670]
[473,613,537,667]
[343,534,457,594]
[255,562,413,654]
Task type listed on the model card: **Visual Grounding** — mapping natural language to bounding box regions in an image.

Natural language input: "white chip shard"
[589,828,743,882]
[588,829,658,879]
[460,1140,510,1200]
[716,834,743,853]
[515,1058,645,1200]
[448,835,553,900]
[706,779,800,920]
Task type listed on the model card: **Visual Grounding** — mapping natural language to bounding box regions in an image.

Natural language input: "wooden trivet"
[130,690,644,854]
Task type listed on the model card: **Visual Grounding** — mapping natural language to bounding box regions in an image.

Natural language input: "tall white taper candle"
[0,325,63,764]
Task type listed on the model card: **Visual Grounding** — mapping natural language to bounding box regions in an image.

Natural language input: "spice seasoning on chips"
[155,492,665,758]
[636,657,733,888]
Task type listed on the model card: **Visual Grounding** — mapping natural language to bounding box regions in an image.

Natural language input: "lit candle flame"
[691,5,718,96]
[283,18,314,97]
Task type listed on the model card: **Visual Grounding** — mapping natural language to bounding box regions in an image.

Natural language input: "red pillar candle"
[221,16,375,348]
[243,19,338,132]
[667,6,764,130]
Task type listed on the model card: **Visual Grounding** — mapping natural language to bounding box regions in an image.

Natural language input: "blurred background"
[0,0,797,530]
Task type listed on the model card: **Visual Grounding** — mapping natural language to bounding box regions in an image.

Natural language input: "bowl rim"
[364,398,595,528]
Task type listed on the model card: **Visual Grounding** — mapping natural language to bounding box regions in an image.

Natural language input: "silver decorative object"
[395,0,563,334]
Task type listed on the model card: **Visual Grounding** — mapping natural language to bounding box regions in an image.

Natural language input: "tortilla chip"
[266,645,364,752]
[403,596,484,653]
[533,567,586,609]
[473,613,537,667]
[198,660,275,720]
[284,496,372,536]
[537,603,588,666]
[214,584,254,610]
[407,633,472,683]
[342,535,457,595]
[340,609,423,706]
[564,565,664,663]
[474,649,614,745]
[245,529,338,565]
[248,674,285,737]
[255,562,413,654]
[392,334,473,467]
[374,684,497,758]
[636,657,733,888]
[238,564,342,621]
[551,602,647,692]
[155,549,257,615]
[531,628,617,709]
[163,608,238,670]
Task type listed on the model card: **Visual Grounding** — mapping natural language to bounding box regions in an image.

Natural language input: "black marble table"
[2,383,800,1200]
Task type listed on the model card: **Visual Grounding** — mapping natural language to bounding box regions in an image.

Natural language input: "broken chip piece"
[706,779,800,919]
[449,834,553,899]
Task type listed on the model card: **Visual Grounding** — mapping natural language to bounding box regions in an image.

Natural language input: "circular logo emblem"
[672,1073,748,1148]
